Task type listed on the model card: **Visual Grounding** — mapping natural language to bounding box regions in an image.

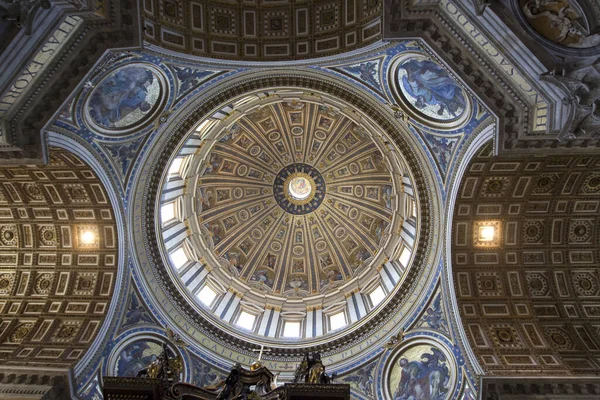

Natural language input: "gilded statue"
[293,352,336,384]
[136,342,182,383]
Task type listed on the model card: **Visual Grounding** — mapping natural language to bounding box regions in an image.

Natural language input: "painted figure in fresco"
[420,293,448,332]
[288,276,307,291]
[320,269,343,292]
[116,341,159,377]
[197,187,213,212]
[204,222,223,246]
[521,0,600,48]
[346,62,380,88]
[123,292,154,326]
[89,67,155,127]
[172,66,213,94]
[193,361,221,388]
[394,347,450,400]
[250,269,274,288]
[399,59,466,118]
[223,252,243,276]
[344,362,376,394]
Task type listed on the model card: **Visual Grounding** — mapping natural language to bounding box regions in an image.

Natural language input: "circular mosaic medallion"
[384,339,457,400]
[389,53,471,130]
[85,64,166,134]
[273,163,325,215]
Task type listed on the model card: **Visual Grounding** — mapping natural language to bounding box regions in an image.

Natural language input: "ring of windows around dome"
[156,89,421,343]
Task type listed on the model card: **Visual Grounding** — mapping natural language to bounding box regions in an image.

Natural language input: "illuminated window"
[161,202,176,223]
[369,286,386,307]
[169,157,184,176]
[329,312,346,330]
[170,248,188,269]
[198,285,217,306]
[236,311,256,330]
[282,321,301,337]
[399,247,411,267]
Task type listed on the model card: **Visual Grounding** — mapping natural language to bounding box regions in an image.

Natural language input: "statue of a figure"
[293,353,310,383]
[136,342,182,384]
[542,60,600,141]
[0,0,51,35]
[293,352,336,384]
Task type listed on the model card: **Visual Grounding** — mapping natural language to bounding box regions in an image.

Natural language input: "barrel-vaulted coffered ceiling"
[0,148,118,369]
[141,0,382,60]
[452,141,600,375]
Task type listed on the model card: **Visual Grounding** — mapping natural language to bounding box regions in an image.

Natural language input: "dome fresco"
[158,90,420,343]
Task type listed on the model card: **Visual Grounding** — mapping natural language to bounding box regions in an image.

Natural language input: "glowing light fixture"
[288,176,312,200]
[479,225,495,242]
[80,230,96,244]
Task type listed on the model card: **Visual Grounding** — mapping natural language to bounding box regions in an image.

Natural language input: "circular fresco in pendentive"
[273,163,325,215]
[390,53,470,129]
[384,341,456,400]
[86,64,165,133]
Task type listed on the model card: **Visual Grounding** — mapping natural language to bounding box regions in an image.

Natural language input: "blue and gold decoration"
[85,63,166,135]
[388,52,472,130]
[273,163,325,215]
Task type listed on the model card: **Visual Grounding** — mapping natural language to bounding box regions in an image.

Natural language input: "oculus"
[274,164,325,214]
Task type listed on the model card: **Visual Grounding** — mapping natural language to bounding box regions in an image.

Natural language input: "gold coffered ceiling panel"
[452,142,600,375]
[0,148,118,368]
[141,0,382,60]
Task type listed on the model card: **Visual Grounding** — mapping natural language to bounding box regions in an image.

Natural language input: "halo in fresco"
[86,64,166,133]
[389,53,471,130]
[384,341,456,400]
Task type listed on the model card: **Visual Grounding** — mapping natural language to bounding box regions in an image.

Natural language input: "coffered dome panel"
[156,89,422,345]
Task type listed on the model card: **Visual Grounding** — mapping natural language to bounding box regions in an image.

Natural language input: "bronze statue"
[136,342,182,383]
[198,363,274,400]
[293,352,336,384]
